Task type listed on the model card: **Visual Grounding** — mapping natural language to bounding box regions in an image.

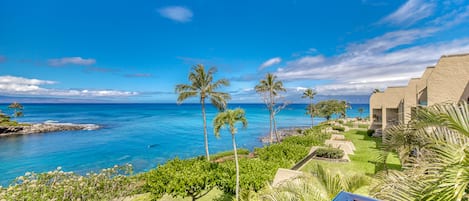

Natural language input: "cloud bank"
[48,57,96,67]
[259,57,281,70]
[158,6,193,23]
[0,75,138,97]
[380,0,435,26]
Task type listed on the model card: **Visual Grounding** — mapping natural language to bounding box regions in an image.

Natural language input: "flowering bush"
[0,164,138,201]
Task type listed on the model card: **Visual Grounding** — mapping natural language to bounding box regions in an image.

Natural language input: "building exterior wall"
[369,92,385,130]
[427,54,469,105]
[403,79,419,124]
[369,53,469,132]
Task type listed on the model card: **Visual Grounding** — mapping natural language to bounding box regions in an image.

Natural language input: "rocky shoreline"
[0,122,100,137]
[259,127,309,143]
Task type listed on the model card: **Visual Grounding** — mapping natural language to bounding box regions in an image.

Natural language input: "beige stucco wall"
[369,87,405,129]
[403,78,420,124]
[369,92,384,128]
[369,53,469,132]
[382,87,405,108]
[417,67,435,93]
[427,54,469,105]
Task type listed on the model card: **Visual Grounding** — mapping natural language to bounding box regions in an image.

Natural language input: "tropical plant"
[358,107,364,118]
[338,100,350,118]
[315,100,342,120]
[213,108,248,201]
[217,158,279,195]
[302,88,317,127]
[313,147,344,159]
[255,73,286,144]
[0,164,136,201]
[176,64,231,161]
[262,164,368,201]
[371,102,469,201]
[8,102,24,119]
[146,158,219,201]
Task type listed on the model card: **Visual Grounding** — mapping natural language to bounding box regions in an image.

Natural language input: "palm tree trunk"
[310,99,314,128]
[273,116,280,143]
[269,92,275,144]
[201,98,210,161]
[311,114,314,128]
[269,108,273,144]
[232,134,239,201]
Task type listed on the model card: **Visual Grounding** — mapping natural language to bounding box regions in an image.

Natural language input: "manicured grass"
[300,129,401,195]
[302,129,400,175]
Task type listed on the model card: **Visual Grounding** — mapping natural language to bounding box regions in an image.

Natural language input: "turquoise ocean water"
[0,103,369,185]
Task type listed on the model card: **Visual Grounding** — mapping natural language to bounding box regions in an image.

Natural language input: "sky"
[1,0,469,103]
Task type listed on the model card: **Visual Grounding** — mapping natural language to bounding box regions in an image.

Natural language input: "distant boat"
[148,144,159,148]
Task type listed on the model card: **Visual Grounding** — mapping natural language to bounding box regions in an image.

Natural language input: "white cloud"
[48,57,96,67]
[289,55,325,68]
[158,6,193,23]
[275,36,469,95]
[0,75,56,85]
[0,75,138,97]
[380,0,435,26]
[259,57,282,70]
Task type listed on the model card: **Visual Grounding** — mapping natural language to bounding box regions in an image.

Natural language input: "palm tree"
[8,102,24,119]
[305,104,318,128]
[338,100,350,119]
[357,107,364,119]
[263,164,368,201]
[372,102,469,201]
[213,108,248,201]
[302,88,317,127]
[255,73,286,144]
[176,64,231,161]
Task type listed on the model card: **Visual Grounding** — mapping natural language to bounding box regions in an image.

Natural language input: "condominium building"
[369,53,469,133]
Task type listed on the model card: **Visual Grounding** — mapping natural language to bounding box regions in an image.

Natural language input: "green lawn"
[300,129,401,195]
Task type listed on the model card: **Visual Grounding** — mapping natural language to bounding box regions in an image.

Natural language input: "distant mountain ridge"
[0,95,370,104]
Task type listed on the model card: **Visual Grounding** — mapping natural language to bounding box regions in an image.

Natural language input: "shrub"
[332,125,345,132]
[217,158,279,194]
[211,149,250,160]
[337,120,344,124]
[255,143,308,167]
[0,164,137,201]
[313,147,344,159]
[367,129,375,137]
[282,133,329,147]
[145,158,219,200]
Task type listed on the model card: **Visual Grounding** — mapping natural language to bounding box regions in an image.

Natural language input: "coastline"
[0,122,100,137]
[259,126,310,143]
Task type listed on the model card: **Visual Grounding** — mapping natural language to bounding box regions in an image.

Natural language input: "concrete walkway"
[271,126,357,186]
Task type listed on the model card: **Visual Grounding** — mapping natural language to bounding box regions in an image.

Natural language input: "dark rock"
[0,123,99,137]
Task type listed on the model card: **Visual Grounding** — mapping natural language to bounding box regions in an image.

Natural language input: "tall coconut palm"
[8,102,24,119]
[357,107,364,119]
[372,102,469,201]
[263,164,368,201]
[302,88,317,127]
[213,108,248,201]
[255,73,286,144]
[176,64,231,161]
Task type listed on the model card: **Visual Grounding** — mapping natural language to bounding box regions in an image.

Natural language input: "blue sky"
[1,0,469,103]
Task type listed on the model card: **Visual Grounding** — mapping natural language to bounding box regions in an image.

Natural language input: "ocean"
[0,103,369,185]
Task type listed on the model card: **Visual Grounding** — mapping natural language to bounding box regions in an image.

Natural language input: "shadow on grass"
[352,130,401,176]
